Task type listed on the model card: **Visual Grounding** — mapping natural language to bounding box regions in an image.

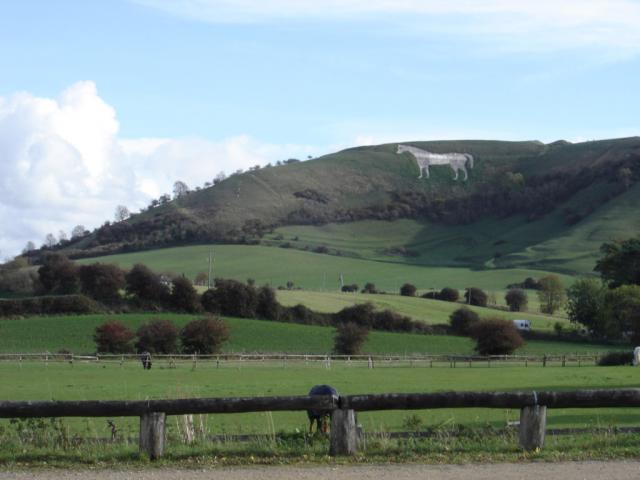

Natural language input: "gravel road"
[2,461,640,480]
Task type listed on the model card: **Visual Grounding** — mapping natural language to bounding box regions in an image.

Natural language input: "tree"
[22,241,36,254]
[537,275,566,314]
[595,236,640,287]
[566,277,607,335]
[201,278,258,318]
[464,287,488,307]
[94,320,135,353]
[213,171,226,185]
[505,288,528,312]
[449,307,480,336]
[125,263,170,305]
[78,263,125,304]
[602,285,640,342]
[45,233,57,248]
[470,317,525,355]
[173,180,189,199]
[170,276,200,313]
[194,272,208,286]
[333,322,369,355]
[180,316,230,354]
[256,285,280,320]
[114,205,130,222]
[361,283,378,294]
[71,225,86,239]
[135,319,178,353]
[58,230,68,243]
[400,283,417,297]
[38,253,80,295]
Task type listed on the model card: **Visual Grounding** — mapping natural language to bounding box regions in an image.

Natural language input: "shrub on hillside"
[438,287,459,302]
[449,307,480,336]
[470,317,524,355]
[94,320,135,353]
[505,288,528,312]
[361,283,378,294]
[464,287,488,307]
[0,295,98,317]
[170,276,201,313]
[333,322,369,355]
[256,285,280,320]
[400,283,417,297]
[598,351,634,366]
[135,319,179,354]
[180,316,230,354]
[333,303,419,333]
[281,303,331,326]
[78,263,125,304]
[341,284,358,293]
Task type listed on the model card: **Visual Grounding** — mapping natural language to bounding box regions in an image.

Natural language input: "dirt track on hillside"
[2,461,640,480]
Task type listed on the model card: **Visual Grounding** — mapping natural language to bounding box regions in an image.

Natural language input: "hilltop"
[56,137,640,275]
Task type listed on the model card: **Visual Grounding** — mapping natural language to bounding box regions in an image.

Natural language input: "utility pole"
[207,249,214,289]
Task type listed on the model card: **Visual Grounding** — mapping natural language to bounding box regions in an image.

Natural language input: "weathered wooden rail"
[1,389,639,458]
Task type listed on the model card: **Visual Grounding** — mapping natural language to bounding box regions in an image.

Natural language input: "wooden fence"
[2,389,640,458]
[0,352,607,368]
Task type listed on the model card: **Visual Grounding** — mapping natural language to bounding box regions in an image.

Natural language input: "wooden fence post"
[330,409,358,456]
[140,412,166,459]
[518,405,546,451]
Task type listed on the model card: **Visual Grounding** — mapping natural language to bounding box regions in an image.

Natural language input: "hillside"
[59,137,640,275]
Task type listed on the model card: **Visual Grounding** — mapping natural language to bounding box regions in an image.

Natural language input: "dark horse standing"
[307,385,338,433]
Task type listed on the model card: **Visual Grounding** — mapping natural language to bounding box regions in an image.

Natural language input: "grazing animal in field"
[307,384,338,433]
[397,144,474,181]
[140,351,152,370]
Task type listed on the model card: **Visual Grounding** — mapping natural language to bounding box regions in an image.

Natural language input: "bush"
[505,288,528,312]
[281,304,331,326]
[0,295,98,317]
[78,263,125,304]
[135,319,179,354]
[170,276,201,313]
[438,287,459,302]
[400,283,417,297]
[256,285,280,320]
[341,284,358,293]
[180,316,230,354]
[598,351,634,366]
[464,287,488,307]
[470,317,525,355]
[94,320,135,353]
[333,322,369,355]
[361,283,378,294]
[333,303,419,333]
[449,307,480,336]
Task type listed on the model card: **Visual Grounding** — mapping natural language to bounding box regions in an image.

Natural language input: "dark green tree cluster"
[448,307,524,355]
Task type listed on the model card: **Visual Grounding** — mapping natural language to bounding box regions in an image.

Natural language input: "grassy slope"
[77,244,575,292]
[0,313,618,356]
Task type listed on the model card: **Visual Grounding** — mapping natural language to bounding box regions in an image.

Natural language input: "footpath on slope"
[1,461,640,480]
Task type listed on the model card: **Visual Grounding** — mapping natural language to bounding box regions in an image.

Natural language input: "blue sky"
[1,0,639,257]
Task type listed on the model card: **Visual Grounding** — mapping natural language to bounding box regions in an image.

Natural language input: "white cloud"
[136,0,640,56]
[0,82,322,259]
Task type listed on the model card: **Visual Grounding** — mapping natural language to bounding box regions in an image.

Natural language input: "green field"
[2,362,639,435]
[0,313,620,356]
[77,244,576,293]
[277,290,567,331]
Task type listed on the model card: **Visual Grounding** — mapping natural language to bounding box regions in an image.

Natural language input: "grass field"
[1,362,639,436]
[77,244,576,293]
[276,290,567,331]
[0,313,621,356]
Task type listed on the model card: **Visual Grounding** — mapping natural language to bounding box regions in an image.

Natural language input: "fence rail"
[1,389,639,458]
[0,352,607,368]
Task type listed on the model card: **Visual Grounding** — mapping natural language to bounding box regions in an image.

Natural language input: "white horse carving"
[397,144,474,181]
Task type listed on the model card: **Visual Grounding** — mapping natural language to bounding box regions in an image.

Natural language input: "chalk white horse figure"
[397,144,474,181]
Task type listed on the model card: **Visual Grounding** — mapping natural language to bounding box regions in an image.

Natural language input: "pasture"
[76,243,575,293]
[0,313,620,356]
[2,361,640,437]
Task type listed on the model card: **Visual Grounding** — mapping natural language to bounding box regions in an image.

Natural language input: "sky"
[1,0,639,258]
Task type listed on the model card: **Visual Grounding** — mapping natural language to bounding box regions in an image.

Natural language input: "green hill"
[58,136,640,276]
